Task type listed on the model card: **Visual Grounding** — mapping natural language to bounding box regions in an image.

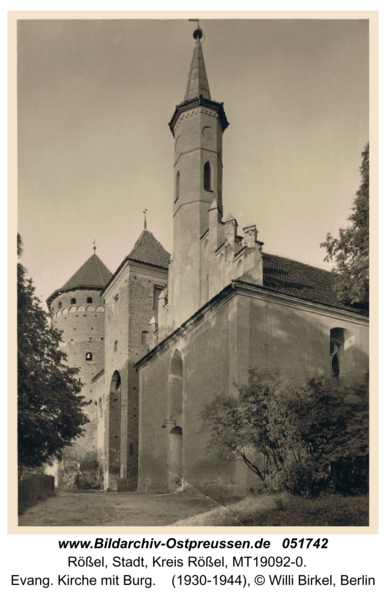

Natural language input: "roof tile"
[239,253,367,315]
[61,254,112,290]
[126,229,170,269]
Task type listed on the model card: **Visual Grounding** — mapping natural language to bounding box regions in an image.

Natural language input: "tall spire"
[184,25,211,102]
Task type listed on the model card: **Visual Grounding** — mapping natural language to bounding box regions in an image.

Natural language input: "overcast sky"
[17,18,369,305]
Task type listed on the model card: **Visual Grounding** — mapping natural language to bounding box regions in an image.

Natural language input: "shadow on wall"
[18,475,55,515]
[138,290,369,497]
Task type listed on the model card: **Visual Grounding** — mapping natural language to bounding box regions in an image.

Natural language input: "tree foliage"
[18,235,90,468]
[201,370,369,496]
[321,143,369,309]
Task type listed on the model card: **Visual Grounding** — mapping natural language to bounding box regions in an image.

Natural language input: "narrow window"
[58,301,62,309]
[175,171,180,202]
[142,331,149,346]
[87,297,93,304]
[114,341,118,353]
[204,161,211,191]
[86,352,93,361]
[330,340,341,378]
[153,285,164,310]
[114,294,119,318]
[70,298,76,305]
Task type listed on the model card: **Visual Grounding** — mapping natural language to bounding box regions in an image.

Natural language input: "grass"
[232,493,369,527]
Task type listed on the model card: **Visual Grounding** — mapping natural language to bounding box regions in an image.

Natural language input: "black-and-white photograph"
[17,17,370,528]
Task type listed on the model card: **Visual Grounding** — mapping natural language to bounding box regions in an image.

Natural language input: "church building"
[47,24,369,496]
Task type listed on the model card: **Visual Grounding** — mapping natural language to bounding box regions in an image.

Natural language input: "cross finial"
[143,209,147,230]
[93,239,96,254]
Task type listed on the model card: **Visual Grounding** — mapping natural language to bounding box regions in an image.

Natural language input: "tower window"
[87,297,93,304]
[113,294,119,318]
[175,171,180,202]
[70,298,76,305]
[142,331,149,346]
[204,161,211,191]
[86,352,93,361]
[153,285,164,309]
[58,302,62,309]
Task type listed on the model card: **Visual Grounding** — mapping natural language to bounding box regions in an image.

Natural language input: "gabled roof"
[239,253,368,315]
[127,229,170,269]
[184,39,211,102]
[61,253,112,290]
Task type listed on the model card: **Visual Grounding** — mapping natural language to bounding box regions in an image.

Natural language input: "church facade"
[47,25,369,495]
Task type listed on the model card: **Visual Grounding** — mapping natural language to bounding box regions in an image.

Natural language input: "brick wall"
[102,260,168,491]
[51,288,105,487]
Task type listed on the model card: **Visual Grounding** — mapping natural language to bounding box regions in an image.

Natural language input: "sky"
[17,17,369,306]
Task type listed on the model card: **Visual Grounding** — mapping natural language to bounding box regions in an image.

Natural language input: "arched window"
[86,352,93,361]
[169,426,182,483]
[70,298,76,305]
[142,331,149,346]
[330,340,341,378]
[168,350,183,417]
[330,327,345,378]
[58,302,62,309]
[204,161,211,191]
[87,297,93,304]
[175,171,180,202]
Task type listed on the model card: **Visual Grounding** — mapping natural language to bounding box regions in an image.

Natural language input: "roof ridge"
[263,251,332,274]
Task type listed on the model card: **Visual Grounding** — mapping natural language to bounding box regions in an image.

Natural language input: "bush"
[202,371,369,497]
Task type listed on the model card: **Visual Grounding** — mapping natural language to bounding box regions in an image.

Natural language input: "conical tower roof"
[47,253,112,308]
[61,253,113,290]
[184,39,211,101]
[169,27,229,136]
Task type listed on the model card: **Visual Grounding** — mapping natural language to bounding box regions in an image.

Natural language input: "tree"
[201,370,369,496]
[17,235,90,468]
[321,143,369,309]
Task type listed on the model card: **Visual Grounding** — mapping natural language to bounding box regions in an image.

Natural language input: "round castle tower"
[46,249,112,488]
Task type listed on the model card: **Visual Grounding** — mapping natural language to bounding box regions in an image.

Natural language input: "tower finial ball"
[193,27,203,40]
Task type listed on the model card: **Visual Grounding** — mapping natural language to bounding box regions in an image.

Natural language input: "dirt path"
[18,490,222,527]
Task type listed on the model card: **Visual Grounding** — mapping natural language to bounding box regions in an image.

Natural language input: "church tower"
[46,248,112,488]
[168,25,229,329]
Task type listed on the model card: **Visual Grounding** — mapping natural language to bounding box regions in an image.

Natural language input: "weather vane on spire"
[143,209,147,230]
[93,239,96,254]
[189,18,203,41]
